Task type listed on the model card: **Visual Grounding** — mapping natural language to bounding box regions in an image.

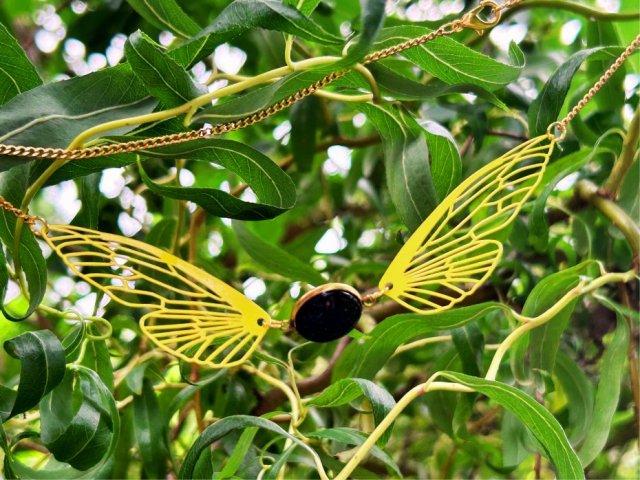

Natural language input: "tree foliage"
[0,0,638,478]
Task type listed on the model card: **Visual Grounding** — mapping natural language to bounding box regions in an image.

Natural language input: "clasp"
[460,1,502,35]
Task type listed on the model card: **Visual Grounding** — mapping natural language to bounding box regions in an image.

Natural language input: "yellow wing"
[41,225,271,368]
[379,134,556,314]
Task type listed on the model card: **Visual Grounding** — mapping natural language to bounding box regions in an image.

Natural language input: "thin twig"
[252,337,349,415]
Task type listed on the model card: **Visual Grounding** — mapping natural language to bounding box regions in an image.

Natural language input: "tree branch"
[252,337,349,415]
[575,179,640,258]
[505,1,640,21]
[604,107,639,199]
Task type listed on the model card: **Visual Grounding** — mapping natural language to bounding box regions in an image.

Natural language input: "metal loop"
[546,121,567,142]
[460,0,502,35]
[29,215,49,236]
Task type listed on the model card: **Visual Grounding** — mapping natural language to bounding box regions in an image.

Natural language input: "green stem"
[284,35,295,70]
[335,377,472,480]
[604,107,640,199]
[13,158,67,280]
[486,270,637,380]
[68,55,341,149]
[315,90,373,102]
[352,64,381,102]
[576,179,640,257]
[393,335,453,356]
[505,1,640,21]
[172,159,185,255]
[20,158,67,213]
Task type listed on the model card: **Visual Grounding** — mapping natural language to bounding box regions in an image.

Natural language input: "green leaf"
[307,427,401,477]
[45,155,135,185]
[0,22,42,106]
[0,422,16,478]
[501,410,532,468]
[126,0,200,38]
[334,302,507,380]
[439,372,584,480]
[233,221,325,285]
[81,336,114,392]
[0,164,47,320]
[586,22,625,110]
[357,103,437,231]
[133,378,168,479]
[171,0,341,67]
[423,350,459,438]
[138,139,296,220]
[452,324,484,377]
[375,27,525,91]
[554,351,594,445]
[578,317,629,467]
[198,0,342,44]
[62,322,86,361]
[370,63,510,111]
[179,415,323,479]
[0,65,154,172]
[125,30,205,108]
[528,148,596,251]
[524,262,596,382]
[419,120,461,200]
[0,242,9,323]
[341,0,386,64]
[218,427,259,479]
[307,377,396,445]
[144,217,177,249]
[37,366,120,475]
[1,330,65,420]
[194,69,329,125]
[295,0,322,16]
[72,173,101,230]
[289,95,319,172]
[528,47,622,136]
[593,294,640,322]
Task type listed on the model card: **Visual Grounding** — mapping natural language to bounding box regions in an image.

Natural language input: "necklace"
[0,4,638,368]
[0,0,510,160]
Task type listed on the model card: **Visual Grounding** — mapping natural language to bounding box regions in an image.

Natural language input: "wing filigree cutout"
[380,134,556,314]
[42,225,270,368]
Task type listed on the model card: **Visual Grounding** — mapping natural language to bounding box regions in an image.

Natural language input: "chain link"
[553,33,640,134]
[0,0,514,162]
[0,196,47,232]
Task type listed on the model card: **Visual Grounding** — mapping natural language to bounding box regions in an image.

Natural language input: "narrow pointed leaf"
[138,139,296,220]
[439,372,584,479]
[179,415,323,479]
[0,23,42,106]
[307,378,396,445]
[233,221,325,285]
[171,0,341,67]
[0,65,154,173]
[357,103,437,231]
[340,0,386,64]
[307,428,401,477]
[133,378,168,478]
[528,47,622,136]
[578,317,630,467]
[0,163,47,320]
[126,0,200,38]
[126,30,205,108]
[1,330,65,420]
[554,351,594,445]
[334,303,507,380]
[375,27,525,91]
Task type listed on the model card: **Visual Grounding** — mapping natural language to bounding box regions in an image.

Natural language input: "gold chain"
[548,33,640,139]
[0,196,46,230]
[0,0,510,161]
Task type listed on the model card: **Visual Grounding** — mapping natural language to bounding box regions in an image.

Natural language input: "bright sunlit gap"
[315,218,348,254]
